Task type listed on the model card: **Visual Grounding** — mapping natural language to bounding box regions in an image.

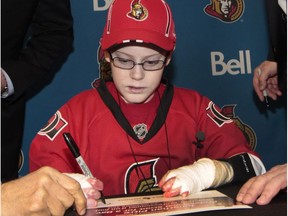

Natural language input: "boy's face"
[105,45,169,104]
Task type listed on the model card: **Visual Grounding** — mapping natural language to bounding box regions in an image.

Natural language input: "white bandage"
[65,173,92,189]
[164,158,216,194]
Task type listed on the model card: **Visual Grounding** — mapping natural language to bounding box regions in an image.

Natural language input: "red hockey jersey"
[30,80,260,196]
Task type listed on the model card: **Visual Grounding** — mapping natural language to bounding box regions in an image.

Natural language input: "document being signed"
[85,190,251,215]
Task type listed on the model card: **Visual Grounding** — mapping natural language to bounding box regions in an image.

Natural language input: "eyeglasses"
[109,54,166,71]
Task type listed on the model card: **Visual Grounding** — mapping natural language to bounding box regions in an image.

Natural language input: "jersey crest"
[38,111,68,140]
[124,158,161,194]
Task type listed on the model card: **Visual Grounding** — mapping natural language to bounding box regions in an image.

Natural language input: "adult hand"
[1,166,87,216]
[253,61,282,101]
[236,163,287,205]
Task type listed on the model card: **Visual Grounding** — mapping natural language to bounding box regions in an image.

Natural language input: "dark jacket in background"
[1,0,74,182]
[266,0,287,90]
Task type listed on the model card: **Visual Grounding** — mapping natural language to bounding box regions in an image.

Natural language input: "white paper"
[86,190,251,215]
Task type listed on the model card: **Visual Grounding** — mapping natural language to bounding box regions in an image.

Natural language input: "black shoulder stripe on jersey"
[95,79,174,144]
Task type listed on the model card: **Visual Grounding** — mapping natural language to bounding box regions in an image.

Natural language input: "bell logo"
[211,50,251,76]
[93,0,113,11]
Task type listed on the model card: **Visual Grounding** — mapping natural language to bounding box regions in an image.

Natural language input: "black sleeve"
[3,0,74,102]
[220,153,257,183]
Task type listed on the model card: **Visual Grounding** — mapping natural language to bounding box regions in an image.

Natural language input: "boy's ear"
[165,52,173,66]
[104,51,111,62]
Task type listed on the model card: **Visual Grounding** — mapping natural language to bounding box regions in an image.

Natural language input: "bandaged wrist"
[164,158,216,194]
[219,153,259,182]
[211,160,234,187]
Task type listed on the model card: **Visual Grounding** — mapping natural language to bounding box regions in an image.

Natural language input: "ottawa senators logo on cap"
[204,0,245,23]
[127,0,148,21]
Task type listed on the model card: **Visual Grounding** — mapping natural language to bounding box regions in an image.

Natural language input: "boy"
[30,0,265,199]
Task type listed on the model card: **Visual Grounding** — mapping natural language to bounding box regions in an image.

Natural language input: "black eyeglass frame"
[109,52,167,71]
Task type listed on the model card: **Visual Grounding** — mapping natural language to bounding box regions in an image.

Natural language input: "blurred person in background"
[237,0,287,205]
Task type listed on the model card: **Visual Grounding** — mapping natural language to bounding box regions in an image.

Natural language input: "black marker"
[257,68,269,108]
[63,132,106,204]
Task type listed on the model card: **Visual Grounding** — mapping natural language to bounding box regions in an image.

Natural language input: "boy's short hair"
[101,0,176,52]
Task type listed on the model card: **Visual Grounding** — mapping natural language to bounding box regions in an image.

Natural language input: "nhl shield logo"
[204,0,245,23]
